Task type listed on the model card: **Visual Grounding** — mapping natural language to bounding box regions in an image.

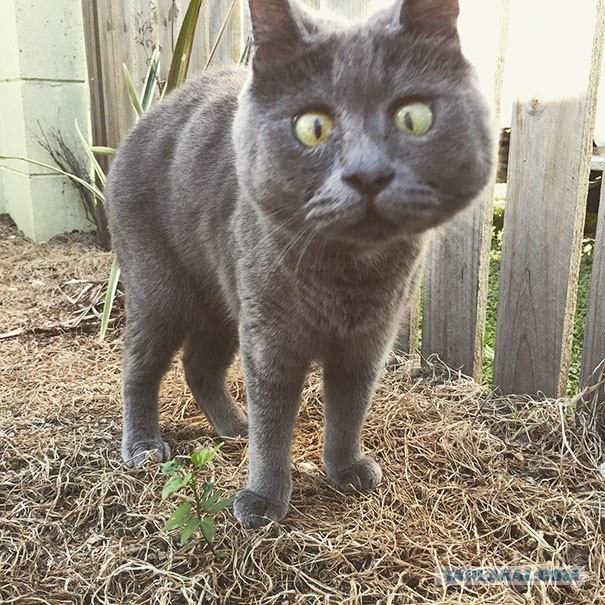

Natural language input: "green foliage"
[567,241,595,395]
[122,63,145,118]
[90,146,116,156]
[75,120,107,187]
[239,36,253,66]
[100,258,121,340]
[161,444,234,553]
[140,46,161,111]
[0,155,105,201]
[481,205,504,385]
[166,0,205,94]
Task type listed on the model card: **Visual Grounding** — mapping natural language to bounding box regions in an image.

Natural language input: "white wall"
[0,0,93,241]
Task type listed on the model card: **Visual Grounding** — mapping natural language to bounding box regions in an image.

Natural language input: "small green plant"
[161,443,234,555]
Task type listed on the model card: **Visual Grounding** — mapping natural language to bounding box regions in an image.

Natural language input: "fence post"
[493,0,605,397]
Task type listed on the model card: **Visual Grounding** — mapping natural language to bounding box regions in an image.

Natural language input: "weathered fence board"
[82,1,109,151]
[582,160,605,390]
[493,0,605,397]
[204,0,241,66]
[421,0,508,379]
[91,1,140,148]
[83,0,240,148]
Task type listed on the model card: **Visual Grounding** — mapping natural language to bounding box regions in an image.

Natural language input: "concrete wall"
[0,0,93,241]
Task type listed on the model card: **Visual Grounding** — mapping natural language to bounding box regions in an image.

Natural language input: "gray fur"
[105,0,493,528]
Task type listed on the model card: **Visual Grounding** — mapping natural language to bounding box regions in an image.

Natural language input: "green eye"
[394,102,433,136]
[294,112,334,147]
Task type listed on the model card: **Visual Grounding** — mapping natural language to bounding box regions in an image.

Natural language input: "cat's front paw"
[122,438,171,467]
[328,456,382,492]
[233,489,289,529]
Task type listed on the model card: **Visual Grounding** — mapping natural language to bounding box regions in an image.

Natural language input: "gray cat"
[105,0,493,528]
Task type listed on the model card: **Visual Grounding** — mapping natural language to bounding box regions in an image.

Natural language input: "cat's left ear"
[248,0,303,64]
[399,0,460,39]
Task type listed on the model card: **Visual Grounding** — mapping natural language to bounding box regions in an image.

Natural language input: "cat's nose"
[341,166,395,197]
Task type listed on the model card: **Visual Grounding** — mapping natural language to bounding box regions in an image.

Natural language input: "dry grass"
[1,215,604,604]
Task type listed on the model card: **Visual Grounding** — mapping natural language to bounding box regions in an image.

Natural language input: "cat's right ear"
[248,0,303,65]
[399,0,460,39]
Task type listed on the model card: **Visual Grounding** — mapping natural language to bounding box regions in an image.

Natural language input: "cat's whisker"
[258,214,300,244]
[294,226,319,277]
[303,196,328,211]
[268,224,316,276]
[305,206,338,222]
[275,224,315,269]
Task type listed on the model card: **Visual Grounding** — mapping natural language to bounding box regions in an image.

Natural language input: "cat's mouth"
[304,187,445,242]
[350,201,441,240]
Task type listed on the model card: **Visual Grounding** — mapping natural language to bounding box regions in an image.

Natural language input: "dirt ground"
[1,213,605,604]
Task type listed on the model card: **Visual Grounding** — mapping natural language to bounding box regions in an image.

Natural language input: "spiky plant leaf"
[99,258,120,340]
[166,0,204,94]
[75,120,106,186]
[0,156,104,201]
[122,63,144,117]
[163,501,193,532]
[141,46,161,112]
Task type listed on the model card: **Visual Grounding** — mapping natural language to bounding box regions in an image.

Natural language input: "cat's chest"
[295,264,409,337]
[237,229,424,341]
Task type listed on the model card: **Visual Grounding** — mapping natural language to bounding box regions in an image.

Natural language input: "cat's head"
[233,0,494,245]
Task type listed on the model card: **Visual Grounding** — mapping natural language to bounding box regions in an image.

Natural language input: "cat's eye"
[394,102,433,136]
[294,112,334,148]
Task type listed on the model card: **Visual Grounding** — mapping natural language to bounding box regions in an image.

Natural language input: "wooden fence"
[82,0,605,399]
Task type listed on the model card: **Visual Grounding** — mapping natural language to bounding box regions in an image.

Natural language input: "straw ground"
[1,215,604,604]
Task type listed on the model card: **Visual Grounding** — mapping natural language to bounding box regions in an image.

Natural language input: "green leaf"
[191,442,223,469]
[161,471,192,502]
[99,258,120,340]
[0,155,104,201]
[141,46,161,112]
[90,146,116,156]
[180,516,201,545]
[239,35,252,66]
[162,501,192,532]
[191,449,212,469]
[203,491,220,508]
[166,0,204,94]
[200,517,216,544]
[161,459,182,476]
[200,483,215,504]
[75,119,106,186]
[204,494,235,514]
[122,63,144,117]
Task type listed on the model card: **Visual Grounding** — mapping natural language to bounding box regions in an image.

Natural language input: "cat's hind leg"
[182,318,248,438]
[121,305,184,467]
